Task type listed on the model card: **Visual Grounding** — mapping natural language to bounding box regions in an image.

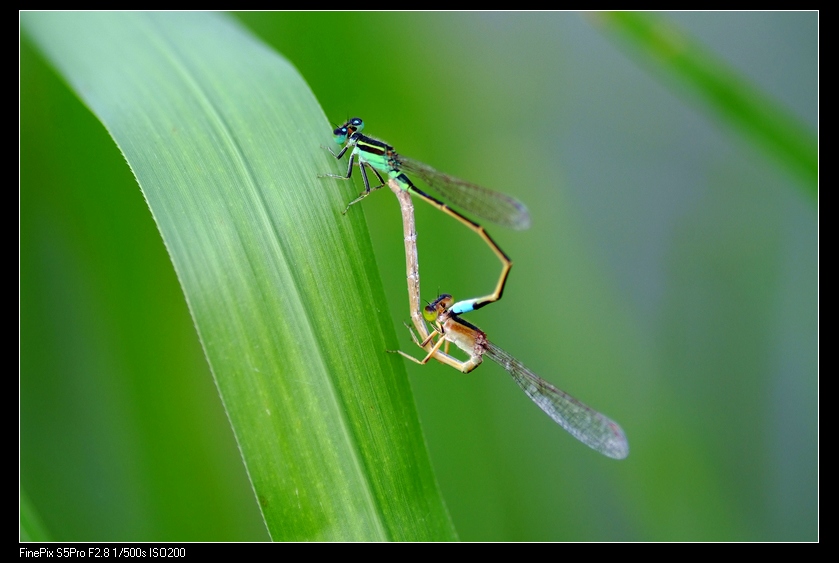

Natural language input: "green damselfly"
[321,117,529,315]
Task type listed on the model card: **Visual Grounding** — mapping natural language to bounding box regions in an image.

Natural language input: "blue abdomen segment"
[450,298,479,315]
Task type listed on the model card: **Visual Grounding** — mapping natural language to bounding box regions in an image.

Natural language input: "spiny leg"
[389,322,471,371]
[319,149,355,180]
[342,163,387,214]
[392,329,447,365]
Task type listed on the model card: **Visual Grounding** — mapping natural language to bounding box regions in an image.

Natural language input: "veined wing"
[485,341,629,459]
[398,155,531,230]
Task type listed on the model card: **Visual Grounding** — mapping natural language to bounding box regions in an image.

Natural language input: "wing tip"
[602,423,629,460]
[510,207,532,230]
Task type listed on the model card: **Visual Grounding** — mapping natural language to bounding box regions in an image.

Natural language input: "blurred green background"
[21,12,817,541]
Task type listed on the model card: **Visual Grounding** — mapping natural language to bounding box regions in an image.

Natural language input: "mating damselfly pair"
[321,117,628,460]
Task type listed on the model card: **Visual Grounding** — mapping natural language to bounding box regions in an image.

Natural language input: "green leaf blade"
[592,11,817,199]
[22,11,456,541]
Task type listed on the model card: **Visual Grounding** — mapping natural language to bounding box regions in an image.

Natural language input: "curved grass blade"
[21,11,456,542]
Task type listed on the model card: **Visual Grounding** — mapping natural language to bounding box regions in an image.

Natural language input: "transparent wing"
[485,341,629,459]
[398,155,531,230]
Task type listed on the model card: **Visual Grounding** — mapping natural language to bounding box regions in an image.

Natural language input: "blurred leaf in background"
[21,11,817,541]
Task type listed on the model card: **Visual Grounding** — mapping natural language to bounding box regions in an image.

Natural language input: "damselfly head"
[332,117,364,144]
[346,117,364,132]
[424,294,454,323]
[422,305,438,323]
